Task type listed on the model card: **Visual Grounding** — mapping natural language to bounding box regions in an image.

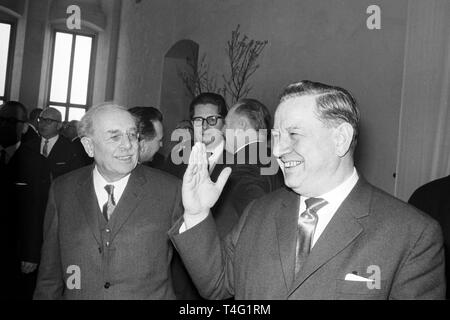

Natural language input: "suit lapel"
[75,166,102,246]
[109,165,147,241]
[287,178,372,296]
[275,188,301,291]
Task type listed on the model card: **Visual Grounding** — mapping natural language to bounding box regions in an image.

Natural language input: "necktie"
[207,151,214,174]
[42,139,49,157]
[102,184,116,221]
[294,197,328,276]
[0,149,6,165]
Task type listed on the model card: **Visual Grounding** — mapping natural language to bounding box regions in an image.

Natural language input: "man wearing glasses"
[165,92,228,180]
[34,103,183,299]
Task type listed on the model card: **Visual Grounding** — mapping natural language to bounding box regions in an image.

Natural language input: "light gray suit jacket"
[34,164,183,299]
[170,177,446,299]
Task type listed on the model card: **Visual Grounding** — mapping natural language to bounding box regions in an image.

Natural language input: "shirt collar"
[302,167,359,209]
[93,165,131,187]
[208,139,224,165]
[42,134,59,144]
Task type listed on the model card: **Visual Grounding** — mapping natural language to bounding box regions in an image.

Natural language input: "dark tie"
[42,139,49,157]
[102,184,116,221]
[294,197,328,276]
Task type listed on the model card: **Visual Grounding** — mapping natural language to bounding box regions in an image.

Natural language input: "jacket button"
[104,282,110,289]
[105,228,110,233]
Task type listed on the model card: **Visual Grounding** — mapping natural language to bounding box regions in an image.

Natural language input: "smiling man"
[170,80,445,300]
[34,103,183,299]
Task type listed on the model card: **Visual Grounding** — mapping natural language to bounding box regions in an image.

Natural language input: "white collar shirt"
[299,168,359,248]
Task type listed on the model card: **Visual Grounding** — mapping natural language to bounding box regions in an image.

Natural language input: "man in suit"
[129,106,165,169]
[11,107,83,298]
[213,98,283,237]
[164,92,228,181]
[409,176,450,298]
[22,108,41,143]
[164,93,230,300]
[169,80,445,299]
[33,103,182,299]
[0,101,28,299]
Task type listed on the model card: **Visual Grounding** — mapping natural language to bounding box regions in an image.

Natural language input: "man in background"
[0,101,28,299]
[164,92,228,180]
[214,98,283,237]
[11,107,82,299]
[22,108,41,143]
[129,106,165,169]
[409,176,450,298]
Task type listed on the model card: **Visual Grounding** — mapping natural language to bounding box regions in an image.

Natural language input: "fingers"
[215,167,232,192]
[21,261,38,274]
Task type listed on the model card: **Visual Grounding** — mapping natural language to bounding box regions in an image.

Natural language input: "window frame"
[46,28,97,121]
[0,19,17,103]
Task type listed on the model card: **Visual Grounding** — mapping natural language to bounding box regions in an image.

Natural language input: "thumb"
[215,167,232,192]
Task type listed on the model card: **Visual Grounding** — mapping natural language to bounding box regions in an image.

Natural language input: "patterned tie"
[294,197,328,276]
[42,139,49,157]
[102,184,116,221]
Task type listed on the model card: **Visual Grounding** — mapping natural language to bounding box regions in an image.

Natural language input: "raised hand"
[182,142,231,216]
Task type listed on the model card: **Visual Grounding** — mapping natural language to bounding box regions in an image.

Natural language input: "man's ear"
[334,122,354,157]
[80,137,94,158]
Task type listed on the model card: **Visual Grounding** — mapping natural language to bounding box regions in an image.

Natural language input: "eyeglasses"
[106,130,139,144]
[38,116,59,125]
[0,116,26,125]
[192,115,223,127]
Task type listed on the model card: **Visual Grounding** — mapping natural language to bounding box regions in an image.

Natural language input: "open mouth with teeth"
[116,155,134,161]
[283,160,304,168]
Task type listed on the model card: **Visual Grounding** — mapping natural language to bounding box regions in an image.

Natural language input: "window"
[0,21,15,105]
[47,30,95,121]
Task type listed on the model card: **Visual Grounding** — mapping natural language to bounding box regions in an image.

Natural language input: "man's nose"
[272,134,290,158]
[120,134,133,149]
[202,120,209,130]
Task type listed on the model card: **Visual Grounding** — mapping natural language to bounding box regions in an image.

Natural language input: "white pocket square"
[344,273,374,282]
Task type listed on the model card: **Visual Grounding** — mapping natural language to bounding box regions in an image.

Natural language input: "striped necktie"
[102,184,116,221]
[294,197,328,276]
[42,139,49,157]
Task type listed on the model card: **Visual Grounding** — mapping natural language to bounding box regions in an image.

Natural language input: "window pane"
[49,105,66,121]
[49,32,73,103]
[0,23,11,97]
[70,35,92,105]
[68,107,85,121]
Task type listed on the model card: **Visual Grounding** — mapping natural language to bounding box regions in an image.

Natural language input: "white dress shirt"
[93,166,131,216]
[40,135,59,156]
[300,168,359,248]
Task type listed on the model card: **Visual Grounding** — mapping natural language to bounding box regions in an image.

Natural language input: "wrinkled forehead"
[93,108,137,135]
[274,95,318,129]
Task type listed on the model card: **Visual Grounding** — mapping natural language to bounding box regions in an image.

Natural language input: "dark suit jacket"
[72,137,93,167]
[10,136,85,263]
[170,177,446,299]
[0,151,21,299]
[409,175,450,298]
[33,165,183,300]
[213,142,284,238]
[21,126,39,143]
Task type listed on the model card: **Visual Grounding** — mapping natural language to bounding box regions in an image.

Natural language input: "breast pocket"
[336,279,388,300]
